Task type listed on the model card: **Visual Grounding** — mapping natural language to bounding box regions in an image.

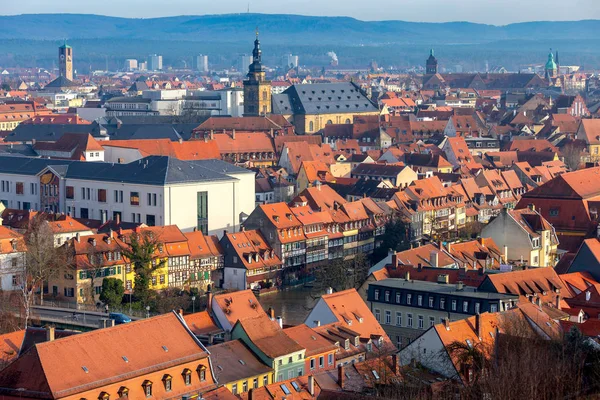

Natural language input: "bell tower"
[58,40,73,81]
[426,49,438,75]
[243,30,271,116]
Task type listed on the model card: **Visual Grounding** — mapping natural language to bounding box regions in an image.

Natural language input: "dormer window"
[117,387,129,398]
[344,339,350,350]
[162,374,172,391]
[354,336,359,346]
[247,255,252,264]
[182,368,192,386]
[197,365,207,381]
[143,380,153,397]
[98,392,110,400]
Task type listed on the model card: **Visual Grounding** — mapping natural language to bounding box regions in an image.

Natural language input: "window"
[374,309,381,322]
[417,295,423,306]
[407,294,412,305]
[182,368,192,385]
[15,182,23,195]
[319,356,324,368]
[98,189,107,203]
[143,380,153,397]
[310,358,315,370]
[428,297,434,308]
[117,387,129,398]
[463,301,469,313]
[114,190,123,203]
[384,291,390,302]
[374,289,380,300]
[197,191,208,234]
[147,193,157,206]
[475,303,480,314]
[242,381,248,392]
[253,378,259,389]
[66,186,74,199]
[396,293,401,303]
[452,300,457,311]
[232,383,238,395]
[491,304,498,313]
[309,121,314,132]
[263,375,269,386]
[440,297,446,309]
[146,214,156,226]
[430,316,435,327]
[328,353,334,365]
[407,313,413,328]
[396,312,402,326]
[385,310,391,325]
[418,315,424,329]
[549,208,559,217]
[130,191,140,206]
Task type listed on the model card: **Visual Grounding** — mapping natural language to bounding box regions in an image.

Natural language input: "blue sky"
[2,0,598,24]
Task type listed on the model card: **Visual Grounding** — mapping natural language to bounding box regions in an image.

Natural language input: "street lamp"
[192,296,196,314]
[145,305,150,319]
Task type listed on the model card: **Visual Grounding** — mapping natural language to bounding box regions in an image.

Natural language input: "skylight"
[281,384,292,395]
[291,381,301,392]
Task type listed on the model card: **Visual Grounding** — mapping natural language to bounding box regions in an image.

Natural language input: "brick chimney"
[392,353,400,375]
[555,294,561,309]
[268,307,275,321]
[391,250,397,268]
[478,237,485,247]
[308,375,315,396]
[444,318,450,330]
[232,129,236,140]
[475,313,482,339]
[210,130,214,140]
[337,364,345,389]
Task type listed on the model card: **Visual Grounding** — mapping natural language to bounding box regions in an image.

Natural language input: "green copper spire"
[545,49,557,70]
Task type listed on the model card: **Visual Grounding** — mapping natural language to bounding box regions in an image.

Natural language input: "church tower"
[544,49,557,81]
[58,41,73,81]
[426,49,438,75]
[243,31,271,116]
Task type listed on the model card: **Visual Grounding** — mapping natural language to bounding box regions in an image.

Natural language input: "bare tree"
[562,142,583,171]
[20,215,70,328]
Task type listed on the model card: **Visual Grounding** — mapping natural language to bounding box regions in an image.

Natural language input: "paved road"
[31,306,116,329]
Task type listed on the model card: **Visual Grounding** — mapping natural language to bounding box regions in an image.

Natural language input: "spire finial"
[430,48,434,57]
[255,27,259,38]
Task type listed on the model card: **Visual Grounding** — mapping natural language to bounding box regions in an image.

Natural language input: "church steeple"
[426,48,438,75]
[545,48,557,81]
[243,30,271,116]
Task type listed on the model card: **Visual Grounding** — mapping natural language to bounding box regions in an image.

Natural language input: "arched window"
[345,118,351,124]
[197,364,207,381]
[162,374,172,391]
[142,380,153,397]
[309,121,314,132]
[327,120,333,125]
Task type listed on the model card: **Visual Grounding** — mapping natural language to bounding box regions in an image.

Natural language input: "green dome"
[545,51,557,70]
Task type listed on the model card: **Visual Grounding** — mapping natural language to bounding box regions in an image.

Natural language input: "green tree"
[372,219,410,262]
[350,252,371,288]
[314,258,351,292]
[99,278,125,308]
[120,231,165,308]
[0,83,10,91]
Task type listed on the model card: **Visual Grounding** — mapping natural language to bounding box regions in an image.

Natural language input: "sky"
[2,0,599,24]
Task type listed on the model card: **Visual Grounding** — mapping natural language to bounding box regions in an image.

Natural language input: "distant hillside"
[0,13,599,45]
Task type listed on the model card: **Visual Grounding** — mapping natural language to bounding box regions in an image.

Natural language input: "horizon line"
[0,12,597,27]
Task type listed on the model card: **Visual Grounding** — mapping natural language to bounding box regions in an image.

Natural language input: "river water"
[257,286,327,326]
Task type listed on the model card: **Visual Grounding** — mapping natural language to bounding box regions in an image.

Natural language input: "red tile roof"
[104,139,221,160]
[235,314,303,358]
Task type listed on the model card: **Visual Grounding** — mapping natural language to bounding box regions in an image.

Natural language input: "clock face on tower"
[60,54,65,61]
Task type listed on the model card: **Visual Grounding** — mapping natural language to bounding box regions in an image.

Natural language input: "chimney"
[210,130,214,140]
[308,375,315,396]
[268,307,275,321]
[326,287,333,295]
[178,137,183,144]
[444,318,450,330]
[75,232,80,242]
[116,213,120,224]
[478,237,485,247]
[528,203,535,212]
[177,308,184,317]
[338,364,345,389]
[404,270,410,281]
[46,326,55,342]
[314,320,321,327]
[204,135,208,143]
[417,263,423,271]
[475,313,482,339]
[430,251,439,268]
[391,250,397,268]
[503,245,508,262]
[232,129,236,139]
[248,389,254,400]
[456,281,464,291]
[270,128,274,138]
[207,284,213,311]
[555,294,561,309]
[276,316,283,328]
[392,354,400,375]
[586,291,591,302]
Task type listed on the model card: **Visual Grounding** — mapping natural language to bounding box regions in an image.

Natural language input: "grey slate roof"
[0,156,248,186]
[106,96,152,104]
[272,82,378,115]
[44,76,78,88]
[6,123,105,142]
[374,278,518,300]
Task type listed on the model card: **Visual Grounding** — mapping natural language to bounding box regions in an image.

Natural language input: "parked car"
[109,312,132,325]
